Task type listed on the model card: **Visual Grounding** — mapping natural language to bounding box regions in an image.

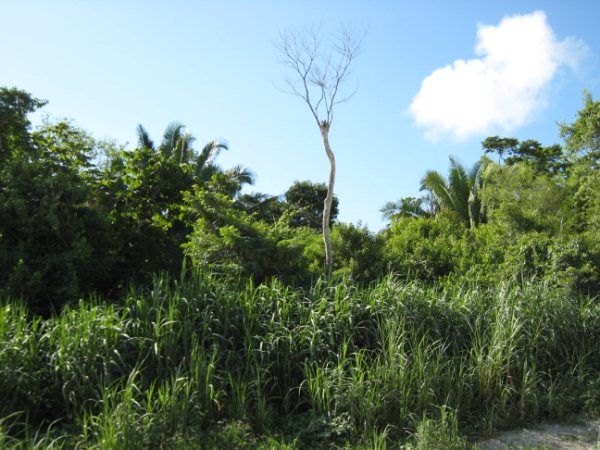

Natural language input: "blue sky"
[2,1,599,230]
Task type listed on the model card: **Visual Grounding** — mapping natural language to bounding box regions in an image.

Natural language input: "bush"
[384,216,466,281]
[331,222,385,283]
[183,181,317,283]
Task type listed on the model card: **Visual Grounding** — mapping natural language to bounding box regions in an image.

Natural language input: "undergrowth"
[1,271,599,448]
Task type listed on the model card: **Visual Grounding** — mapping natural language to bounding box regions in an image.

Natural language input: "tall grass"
[1,272,599,448]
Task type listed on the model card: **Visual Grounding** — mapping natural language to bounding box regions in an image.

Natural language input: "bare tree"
[275,26,363,275]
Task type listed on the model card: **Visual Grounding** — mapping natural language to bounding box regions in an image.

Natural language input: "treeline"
[1,87,599,315]
[0,87,337,313]
[381,106,600,294]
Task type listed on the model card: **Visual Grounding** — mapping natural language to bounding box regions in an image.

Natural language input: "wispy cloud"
[409,11,586,141]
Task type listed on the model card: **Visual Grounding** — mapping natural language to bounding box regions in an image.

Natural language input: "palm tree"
[380,197,430,220]
[136,124,155,150]
[193,139,228,183]
[136,123,254,192]
[420,156,489,228]
[137,122,212,164]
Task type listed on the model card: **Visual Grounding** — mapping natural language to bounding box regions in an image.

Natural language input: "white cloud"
[409,11,586,141]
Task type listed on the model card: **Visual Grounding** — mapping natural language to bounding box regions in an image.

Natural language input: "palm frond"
[196,140,228,171]
[448,157,470,221]
[136,124,155,150]
[380,200,402,219]
[160,121,185,157]
[380,198,427,220]
[196,162,221,184]
[173,132,196,164]
[468,160,482,183]
[226,165,255,186]
[471,157,491,192]
[420,170,455,212]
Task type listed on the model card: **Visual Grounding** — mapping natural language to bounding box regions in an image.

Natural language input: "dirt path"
[475,419,600,449]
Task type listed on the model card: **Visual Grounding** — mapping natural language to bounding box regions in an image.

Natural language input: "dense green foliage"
[2,273,600,448]
[2,87,599,309]
[283,180,339,229]
[0,94,113,311]
[381,92,600,296]
[1,86,600,447]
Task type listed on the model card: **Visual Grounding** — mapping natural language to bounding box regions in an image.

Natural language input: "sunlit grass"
[1,271,599,448]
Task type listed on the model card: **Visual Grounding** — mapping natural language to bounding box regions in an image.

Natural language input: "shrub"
[331,222,385,283]
[384,216,466,281]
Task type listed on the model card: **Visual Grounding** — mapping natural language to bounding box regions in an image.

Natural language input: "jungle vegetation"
[1,87,599,448]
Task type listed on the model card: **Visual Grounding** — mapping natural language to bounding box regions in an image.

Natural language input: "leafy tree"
[182,175,269,276]
[481,136,518,163]
[557,91,600,293]
[508,140,566,175]
[283,180,339,229]
[560,90,600,163]
[331,222,384,282]
[559,92,600,233]
[182,174,314,283]
[481,162,567,235]
[99,145,190,285]
[473,161,595,292]
[100,122,254,287]
[482,136,567,175]
[384,216,466,281]
[0,87,47,160]
[236,192,285,224]
[0,111,111,312]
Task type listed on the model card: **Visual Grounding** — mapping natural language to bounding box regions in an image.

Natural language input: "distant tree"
[380,197,430,221]
[0,87,47,160]
[420,157,488,228]
[236,192,285,224]
[481,136,519,164]
[483,136,567,175]
[284,180,339,229]
[560,90,600,166]
[276,26,364,275]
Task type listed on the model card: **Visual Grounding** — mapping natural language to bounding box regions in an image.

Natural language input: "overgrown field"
[2,272,599,449]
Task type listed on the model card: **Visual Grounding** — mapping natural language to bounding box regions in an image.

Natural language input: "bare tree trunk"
[320,121,335,276]
[276,27,363,277]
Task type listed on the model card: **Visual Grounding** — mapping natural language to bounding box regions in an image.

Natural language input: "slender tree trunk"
[320,121,335,276]
[468,191,477,229]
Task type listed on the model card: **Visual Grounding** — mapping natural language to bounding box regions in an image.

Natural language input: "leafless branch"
[274,25,365,276]
[275,25,364,129]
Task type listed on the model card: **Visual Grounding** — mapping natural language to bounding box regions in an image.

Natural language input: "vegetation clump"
[1,87,599,447]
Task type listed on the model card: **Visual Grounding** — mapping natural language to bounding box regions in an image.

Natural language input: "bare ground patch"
[475,419,600,449]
